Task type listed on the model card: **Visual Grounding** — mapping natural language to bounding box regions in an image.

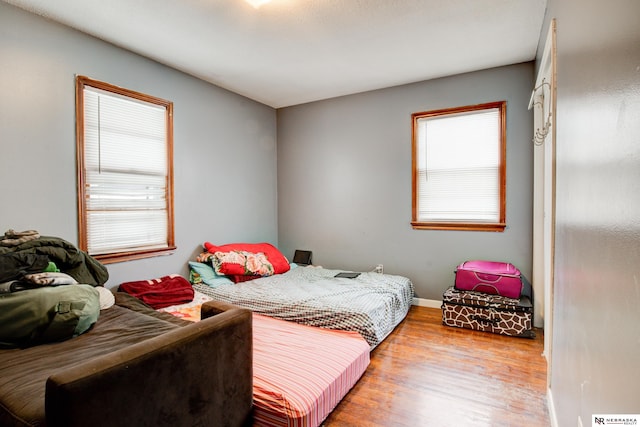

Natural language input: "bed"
[159,291,371,427]
[192,265,414,349]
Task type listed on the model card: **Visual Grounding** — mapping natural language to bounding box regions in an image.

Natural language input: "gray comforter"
[195,266,414,348]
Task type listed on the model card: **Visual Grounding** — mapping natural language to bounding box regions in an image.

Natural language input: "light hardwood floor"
[323,306,550,427]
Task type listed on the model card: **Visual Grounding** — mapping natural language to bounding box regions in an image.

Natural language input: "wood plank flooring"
[323,306,549,427]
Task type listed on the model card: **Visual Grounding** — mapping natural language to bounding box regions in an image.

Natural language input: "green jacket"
[0,236,108,286]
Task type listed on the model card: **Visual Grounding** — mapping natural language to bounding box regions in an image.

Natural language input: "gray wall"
[0,2,278,287]
[538,0,640,425]
[277,63,534,301]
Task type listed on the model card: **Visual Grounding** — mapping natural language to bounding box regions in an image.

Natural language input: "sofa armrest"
[201,299,244,319]
[45,306,253,427]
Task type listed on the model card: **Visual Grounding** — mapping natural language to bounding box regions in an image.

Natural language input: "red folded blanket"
[119,274,194,309]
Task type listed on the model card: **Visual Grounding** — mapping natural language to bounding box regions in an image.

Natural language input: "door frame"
[530,19,556,386]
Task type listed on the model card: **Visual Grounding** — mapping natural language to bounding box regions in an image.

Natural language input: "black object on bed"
[334,272,361,278]
[293,249,312,265]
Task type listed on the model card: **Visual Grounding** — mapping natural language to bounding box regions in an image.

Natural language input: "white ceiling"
[4,0,547,108]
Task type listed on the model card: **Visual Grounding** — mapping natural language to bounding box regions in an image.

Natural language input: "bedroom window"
[75,76,175,263]
[411,101,506,232]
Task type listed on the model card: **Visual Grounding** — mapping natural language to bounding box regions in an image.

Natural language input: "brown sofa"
[0,292,253,427]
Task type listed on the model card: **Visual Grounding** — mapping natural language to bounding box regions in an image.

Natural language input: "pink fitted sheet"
[252,313,370,427]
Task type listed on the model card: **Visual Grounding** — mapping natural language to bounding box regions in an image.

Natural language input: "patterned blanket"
[194,266,414,348]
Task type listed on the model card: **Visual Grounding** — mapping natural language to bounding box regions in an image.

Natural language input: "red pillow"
[204,242,290,275]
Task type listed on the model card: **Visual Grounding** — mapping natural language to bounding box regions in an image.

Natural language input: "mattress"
[194,266,414,348]
[161,291,370,427]
[251,313,370,427]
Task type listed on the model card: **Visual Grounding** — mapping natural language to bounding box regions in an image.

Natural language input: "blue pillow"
[188,261,233,287]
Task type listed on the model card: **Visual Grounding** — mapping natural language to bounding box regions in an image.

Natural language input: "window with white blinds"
[76,76,175,262]
[411,101,506,231]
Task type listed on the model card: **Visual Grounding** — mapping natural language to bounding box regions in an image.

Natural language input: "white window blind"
[414,105,504,227]
[82,86,170,255]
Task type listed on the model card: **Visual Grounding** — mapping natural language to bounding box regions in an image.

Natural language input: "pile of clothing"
[0,230,111,348]
[0,230,109,291]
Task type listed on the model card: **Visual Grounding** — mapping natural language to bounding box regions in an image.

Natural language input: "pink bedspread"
[252,313,370,427]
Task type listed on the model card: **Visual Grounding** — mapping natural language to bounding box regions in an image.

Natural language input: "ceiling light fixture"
[245,0,272,8]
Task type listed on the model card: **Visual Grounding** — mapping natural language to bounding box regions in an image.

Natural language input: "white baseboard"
[547,387,559,427]
[412,297,442,309]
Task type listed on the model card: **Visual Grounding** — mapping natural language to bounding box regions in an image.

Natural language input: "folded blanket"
[1,229,40,247]
[118,274,194,309]
[23,272,78,286]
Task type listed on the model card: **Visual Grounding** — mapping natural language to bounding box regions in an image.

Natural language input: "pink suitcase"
[454,260,523,299]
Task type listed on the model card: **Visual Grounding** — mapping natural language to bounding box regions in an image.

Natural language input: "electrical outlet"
[375,264,384,274]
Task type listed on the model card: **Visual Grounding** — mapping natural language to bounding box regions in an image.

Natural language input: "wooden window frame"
[75,75,175,263]
[411,101,507,232]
